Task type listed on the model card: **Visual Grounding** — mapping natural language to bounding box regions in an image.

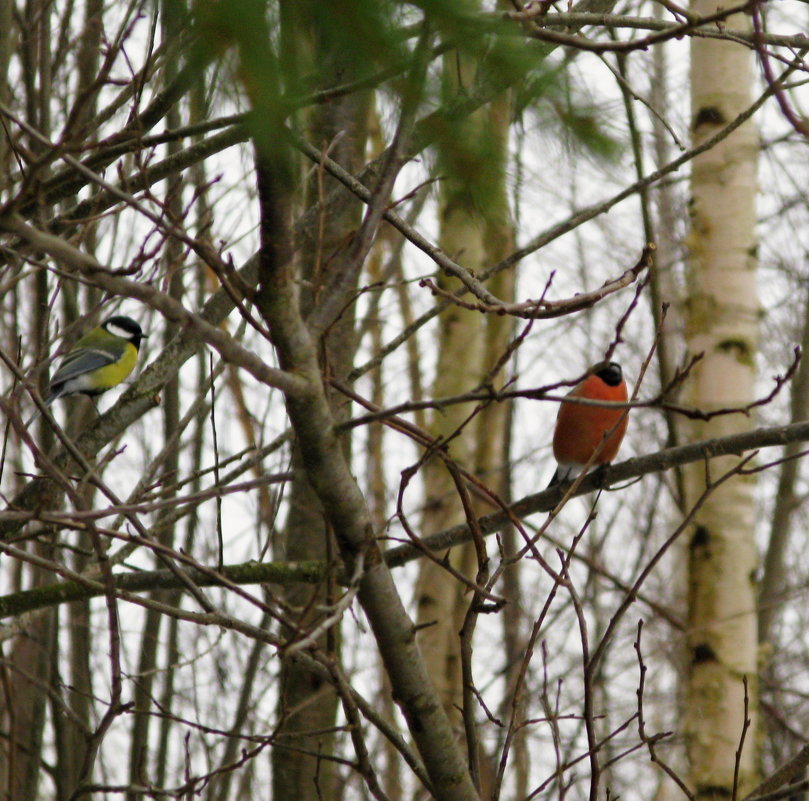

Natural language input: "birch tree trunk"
[415,45,514,727]
[683,3,760,795]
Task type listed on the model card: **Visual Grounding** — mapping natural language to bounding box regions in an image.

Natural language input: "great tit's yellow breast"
[87,341,138,391]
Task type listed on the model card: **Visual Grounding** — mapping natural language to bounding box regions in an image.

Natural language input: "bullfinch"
[547,360,629,487]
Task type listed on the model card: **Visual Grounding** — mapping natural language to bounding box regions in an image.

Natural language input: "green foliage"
[514,67,623,163]
[552,98,623,161]
[181,0,621,192]
[419,2,621,207]
[292,0,411,89]
[185,0,292,183]
[430,107,509,217]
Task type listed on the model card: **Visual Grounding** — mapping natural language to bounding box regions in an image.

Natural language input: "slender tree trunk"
[759,282,809,642]
[416,33,515,794]
[271,7,369,798]
[0,0,12,192]
[56,5,105,793]
[127,6,185,792]
[683,3,760,796]
[648,26,686,467]
[414,44,488,716]
[0,4,58,797]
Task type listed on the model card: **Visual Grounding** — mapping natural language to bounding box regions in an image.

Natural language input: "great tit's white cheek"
[105,322,134,340]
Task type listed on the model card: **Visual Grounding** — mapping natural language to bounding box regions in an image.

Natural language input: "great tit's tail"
[25,393,56,428]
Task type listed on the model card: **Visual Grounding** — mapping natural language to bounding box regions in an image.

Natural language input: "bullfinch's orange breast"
[552,374,628,466]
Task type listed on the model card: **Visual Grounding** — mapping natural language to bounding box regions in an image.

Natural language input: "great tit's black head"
[592,361,623,387]
[103,316,146,349]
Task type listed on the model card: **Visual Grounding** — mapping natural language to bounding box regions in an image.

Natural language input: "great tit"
[36,315,146,416]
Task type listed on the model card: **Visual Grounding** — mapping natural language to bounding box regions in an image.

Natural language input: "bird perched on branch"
[547,360,629,488]
[30,315,146,423]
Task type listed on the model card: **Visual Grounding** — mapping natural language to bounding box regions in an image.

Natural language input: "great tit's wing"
[50,343,125,388]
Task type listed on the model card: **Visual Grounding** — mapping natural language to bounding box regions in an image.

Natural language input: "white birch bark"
[683,2,760,795]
